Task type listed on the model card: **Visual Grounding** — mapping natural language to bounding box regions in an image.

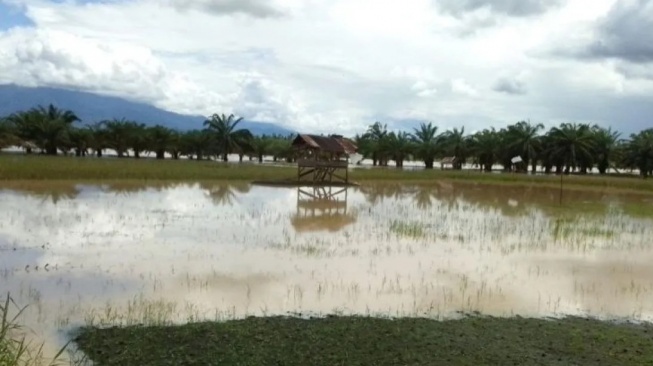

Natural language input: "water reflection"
[0,181,652,360]
[199,182,251,206]
[292,186,356,233]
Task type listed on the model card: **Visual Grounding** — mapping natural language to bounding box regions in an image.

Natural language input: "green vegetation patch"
[389,220,427,238]
[3,155,653,196]
[74,316,653,366]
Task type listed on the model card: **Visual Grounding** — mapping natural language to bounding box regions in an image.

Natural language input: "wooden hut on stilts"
[291,134,358,185]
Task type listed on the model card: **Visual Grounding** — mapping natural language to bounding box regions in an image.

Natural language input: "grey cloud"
[616,63,653,79]
[168,0,284,18]
[581,0,653,63]
[492,77,527,95]
[435,0,563,17]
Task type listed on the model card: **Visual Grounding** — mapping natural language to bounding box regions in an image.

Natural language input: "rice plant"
[0,293,69,366]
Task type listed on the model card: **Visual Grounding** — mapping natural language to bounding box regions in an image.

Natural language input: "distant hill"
[0,84,296,136]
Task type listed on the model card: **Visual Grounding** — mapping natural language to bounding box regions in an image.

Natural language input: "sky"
[0,0,652,135]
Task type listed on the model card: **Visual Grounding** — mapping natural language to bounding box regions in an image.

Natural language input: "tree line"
[0,104,295,163]
[1,104,652,177]
[354,121,653,177]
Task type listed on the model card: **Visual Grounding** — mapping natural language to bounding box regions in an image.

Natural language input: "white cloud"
[0,0,652,134]
[451,79,479,97]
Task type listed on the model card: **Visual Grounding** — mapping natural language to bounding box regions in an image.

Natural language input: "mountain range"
[0,84,296,136]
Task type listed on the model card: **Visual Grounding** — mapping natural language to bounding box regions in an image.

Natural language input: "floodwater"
[1,181,653,360]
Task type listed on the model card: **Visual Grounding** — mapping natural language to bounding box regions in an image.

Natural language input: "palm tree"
[8,104,79,155]
[147,125,177,160]
[0,117,21,149]
[506,121,544,172]
[363,122,389,166]
[250,136,271,163]
[268,136,293,162]
[87,122,107,157]
[411,122,440,169]
[470,128,500,172]
[441,127,468,169]
[592,126,622,175]
[126,122,149,159]
[101,118,132,157]
[384,131,413,168]
[547,123,596,174]
[623,129,653,178]
[203,113,253,162]
[68,127,93,157]
[180,130,214,160]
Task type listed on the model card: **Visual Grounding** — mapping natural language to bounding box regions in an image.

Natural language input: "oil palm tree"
[180,130,214,160]
[363,122,389,166]
[547,123,596,174]
[470,128,500,172]
[8,105,79,155]
[0,118,21,149]
[147,125,177,160]
[506,121,543,172]
[203,113,253,162]
[101,118,132,157]
[68,127,93,157]
[623,129,653,178]
[441,127,468,169]
[250,136,271,163]
[410,122,440,169]
[126,122,149,159]
[592,126,622,175]
[385,131,413,168]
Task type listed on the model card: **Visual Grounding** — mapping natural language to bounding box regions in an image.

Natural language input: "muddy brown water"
[1,181,653,360]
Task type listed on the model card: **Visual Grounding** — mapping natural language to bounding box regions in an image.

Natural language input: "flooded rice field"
[1,181,653,358]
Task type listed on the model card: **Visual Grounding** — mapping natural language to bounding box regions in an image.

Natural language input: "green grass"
[1,154,653,193]
[74,316,653,366]
[389,220,427,238]
[0,294,69,366]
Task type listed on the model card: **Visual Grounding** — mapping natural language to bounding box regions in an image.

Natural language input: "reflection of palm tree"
[1,182,81,204]
[413,186,439,209]
[104,182,183,196]
[199,183,251,206]
[359,184,406,205]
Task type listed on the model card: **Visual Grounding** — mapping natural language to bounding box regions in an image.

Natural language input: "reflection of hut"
[440,156,457,170]
[292,134,358,185]
[291,186,356,232]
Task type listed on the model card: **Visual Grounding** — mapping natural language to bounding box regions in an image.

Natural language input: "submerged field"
[1,180,653,364]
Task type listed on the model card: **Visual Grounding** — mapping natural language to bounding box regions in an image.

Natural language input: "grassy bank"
[1,154,653,193]
[74,316,653,366]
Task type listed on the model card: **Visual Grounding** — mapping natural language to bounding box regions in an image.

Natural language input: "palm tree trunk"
[424,159,434,169]
[156,149,165,159]
[134,151,140,159]
[222,153,228,162]
[258,153,263,163]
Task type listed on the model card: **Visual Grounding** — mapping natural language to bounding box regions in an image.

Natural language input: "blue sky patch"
[0,2,33,30]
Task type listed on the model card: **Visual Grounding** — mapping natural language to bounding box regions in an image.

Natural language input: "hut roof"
[292,134,357,154]
[441,156,457,164]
